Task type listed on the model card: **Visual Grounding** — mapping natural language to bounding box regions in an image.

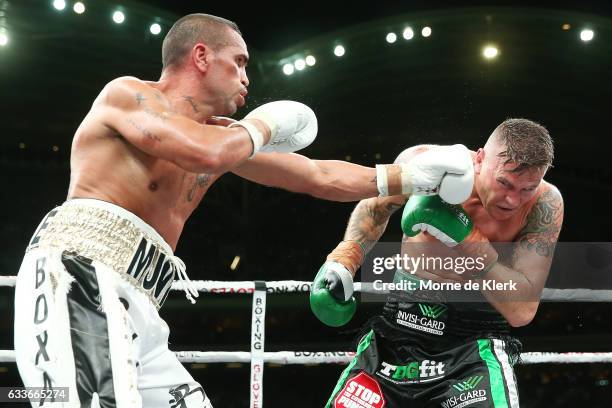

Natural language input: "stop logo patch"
[334,372,386,408]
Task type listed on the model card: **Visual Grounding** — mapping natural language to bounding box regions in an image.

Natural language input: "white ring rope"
[3,276,612,301]
[1,277,611,367]
[1,349,611,365]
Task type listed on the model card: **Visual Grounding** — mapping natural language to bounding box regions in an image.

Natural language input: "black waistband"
[363,315,521,363]
[382,297,510,341]
[383,269,510,339]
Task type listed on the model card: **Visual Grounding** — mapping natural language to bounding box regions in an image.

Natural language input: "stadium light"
[52,0,66,11]
[580,29,594,42]
[150,23,162,35]
[112,10,125,24]
[482,45,499,60]
[73,2,85,14]
[386,32,397,43]
[305,55,316,66]
[282,63,294,75]
[403,27,414,40]
[294,58,306,70]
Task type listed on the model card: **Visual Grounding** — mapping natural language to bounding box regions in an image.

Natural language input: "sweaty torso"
[67,80,221,250]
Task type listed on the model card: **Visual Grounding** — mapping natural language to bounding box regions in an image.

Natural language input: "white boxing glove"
[438,145,474,204]
[376,144,474,204]
[229,100,317,156]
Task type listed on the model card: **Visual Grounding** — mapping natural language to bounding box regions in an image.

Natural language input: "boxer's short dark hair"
[162,14,242,70]
[494,118,554,172]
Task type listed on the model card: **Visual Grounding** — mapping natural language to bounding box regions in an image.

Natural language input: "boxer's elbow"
[505,303,539,327]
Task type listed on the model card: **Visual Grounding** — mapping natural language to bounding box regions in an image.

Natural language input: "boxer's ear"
[192,43,211,73]
[474,148,484,173]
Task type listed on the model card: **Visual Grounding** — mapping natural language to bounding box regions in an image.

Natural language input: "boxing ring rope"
[2,276,612,406]
[2,276,612,300]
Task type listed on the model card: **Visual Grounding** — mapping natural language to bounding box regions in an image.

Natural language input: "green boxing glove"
[310,261,356,327]
[401,195,473,246]
[401,195,499,277]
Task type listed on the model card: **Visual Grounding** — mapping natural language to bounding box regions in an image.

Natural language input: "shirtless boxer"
[12,13,474,408]
[311,119,564,407]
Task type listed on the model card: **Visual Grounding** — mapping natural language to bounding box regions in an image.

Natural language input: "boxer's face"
[475,144,545,220]
[204,28,250,116]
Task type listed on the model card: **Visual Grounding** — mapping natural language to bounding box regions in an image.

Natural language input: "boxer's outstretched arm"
[480,186,564,327]
[95,77,265,173]
[232,152,379,201]
[233,145,436,202]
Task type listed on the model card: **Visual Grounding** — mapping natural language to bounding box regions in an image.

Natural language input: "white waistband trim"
[64,199,172,253]
[28,199,198,307]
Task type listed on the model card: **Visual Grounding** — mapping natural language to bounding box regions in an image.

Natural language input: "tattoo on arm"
[127,118,161,142]
[344,200,403,253]
[187,173,212,201]
[514,188,564,258]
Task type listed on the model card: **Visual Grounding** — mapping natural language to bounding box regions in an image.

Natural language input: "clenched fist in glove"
[229,100,317,157]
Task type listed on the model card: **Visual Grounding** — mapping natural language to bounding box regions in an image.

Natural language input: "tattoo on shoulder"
[135,92,146,106]
[515,188,564,257]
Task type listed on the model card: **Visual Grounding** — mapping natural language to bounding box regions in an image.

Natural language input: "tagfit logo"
[377,360,445,384]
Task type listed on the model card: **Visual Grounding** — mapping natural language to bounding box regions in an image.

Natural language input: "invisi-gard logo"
[395,304,447,336]
[376,360,445,384]
[452,376,484,392]
[442,376,487,408]
[418,304,447,319]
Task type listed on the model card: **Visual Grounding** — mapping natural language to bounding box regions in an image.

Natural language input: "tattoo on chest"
[187,174,212,201]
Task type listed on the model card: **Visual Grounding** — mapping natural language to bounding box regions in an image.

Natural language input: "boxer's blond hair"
[162,13,242,70]
[491,118,554,172]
